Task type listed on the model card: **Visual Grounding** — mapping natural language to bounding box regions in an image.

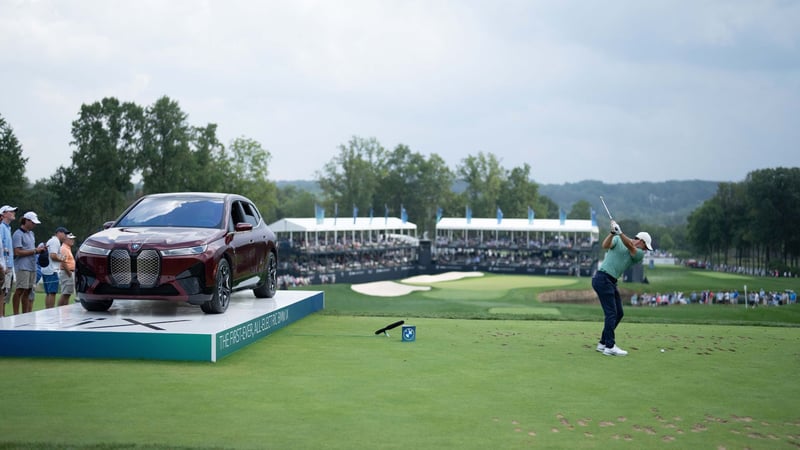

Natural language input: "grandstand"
[269,217,420,286]
[269,215,601,285]
[433,217,600,276]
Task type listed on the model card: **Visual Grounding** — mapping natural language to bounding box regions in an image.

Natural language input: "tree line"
[2,97,798,274]
[686,167,800,274]
[2,97,276,241]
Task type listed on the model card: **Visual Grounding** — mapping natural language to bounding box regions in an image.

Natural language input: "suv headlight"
[161,245,208,256]
[79,243,111,256]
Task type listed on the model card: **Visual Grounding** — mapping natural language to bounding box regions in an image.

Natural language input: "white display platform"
[0,290,324,362]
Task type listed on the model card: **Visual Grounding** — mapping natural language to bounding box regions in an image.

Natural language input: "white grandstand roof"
[269,217,417,234]
[436,217,599,234]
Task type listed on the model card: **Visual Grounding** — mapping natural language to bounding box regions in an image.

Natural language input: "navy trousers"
[592,270,624,348]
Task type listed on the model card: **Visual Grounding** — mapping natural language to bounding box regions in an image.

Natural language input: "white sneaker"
[596,343,606,352]
[603,345,628,356]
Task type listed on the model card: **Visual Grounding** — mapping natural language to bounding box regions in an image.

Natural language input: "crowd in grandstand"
[434,235,595,250]
[278,235,419,278]
[434,246,594,271]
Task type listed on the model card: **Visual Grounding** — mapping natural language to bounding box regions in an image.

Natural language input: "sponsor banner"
[215,292,324,361]
[0,291,324,362]
[0,330,210,361]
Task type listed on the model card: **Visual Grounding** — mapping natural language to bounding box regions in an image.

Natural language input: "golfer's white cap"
[635,231,653,251]
[23,211,41,224]
[0,205,18,214]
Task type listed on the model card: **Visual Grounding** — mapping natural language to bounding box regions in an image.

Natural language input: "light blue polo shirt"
[598,235,644,280]
[1,222,12,270]
[13,228,37,272]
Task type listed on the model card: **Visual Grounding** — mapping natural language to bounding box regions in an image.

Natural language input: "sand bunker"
[351,272,484,297]
[351,281,431,297]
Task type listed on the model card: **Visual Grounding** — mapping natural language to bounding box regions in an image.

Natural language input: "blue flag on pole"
[466,206,472,224]
[496,207,503,224]
[315,204,324,225]
[369,206,374,225]
[528,206,534,224]
[334,203,338,226]
[591,208,597,226]
[436,206,443,223]
[384,204,389,225]
[353,204,358,224]
[401,205,408,224]
[559,207,566,225]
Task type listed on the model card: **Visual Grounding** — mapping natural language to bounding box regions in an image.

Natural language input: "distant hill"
[275,179,720,226]
[539,180,720,226]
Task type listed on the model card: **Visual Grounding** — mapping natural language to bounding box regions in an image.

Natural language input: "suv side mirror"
[235,222,253,232]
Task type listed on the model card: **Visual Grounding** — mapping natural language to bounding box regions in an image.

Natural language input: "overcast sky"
[2,0,799,185]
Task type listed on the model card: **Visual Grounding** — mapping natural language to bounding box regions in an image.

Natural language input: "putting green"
[417,275,578,300]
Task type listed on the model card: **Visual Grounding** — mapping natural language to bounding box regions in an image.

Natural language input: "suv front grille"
[108,249,161,288]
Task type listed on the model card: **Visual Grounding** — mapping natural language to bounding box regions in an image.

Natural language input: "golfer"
[592,220,653,356]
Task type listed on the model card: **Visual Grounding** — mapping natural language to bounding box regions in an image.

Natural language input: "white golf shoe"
[603,345,628,356]
[596,343,606,352]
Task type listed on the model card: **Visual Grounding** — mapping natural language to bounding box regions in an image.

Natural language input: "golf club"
[599,196,613,220]
[375,320,405,337]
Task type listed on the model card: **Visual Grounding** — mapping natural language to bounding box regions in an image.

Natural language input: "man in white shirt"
[43,226,69,309]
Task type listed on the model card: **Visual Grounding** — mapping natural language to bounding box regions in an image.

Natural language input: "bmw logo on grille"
[130,243,142,252]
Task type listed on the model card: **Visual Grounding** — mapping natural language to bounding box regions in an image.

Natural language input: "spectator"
[58,233,76,306]
[12,211,45,314]
[0,205,17,316]
[42,226,69,308]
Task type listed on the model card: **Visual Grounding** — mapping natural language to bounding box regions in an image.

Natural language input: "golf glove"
[610,221,622,235]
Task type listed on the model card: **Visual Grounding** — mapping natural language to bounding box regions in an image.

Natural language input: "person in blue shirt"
[592,220,653,356]
[12,211,46,314]
[0,205,18,317]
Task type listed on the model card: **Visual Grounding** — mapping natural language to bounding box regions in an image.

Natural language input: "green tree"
[222,137,277,221]
[139,96,196,194]
[498,163,539,218]
[275,185,318,220]
[0,114,29,203]
[188,123,227,192]
[567,199,592,220]
[533,195,559,220]
[457,151,504,217]
[744,167,800,270]
[50,98,144,238]
[377,145,454,235]
[316,136,386,215]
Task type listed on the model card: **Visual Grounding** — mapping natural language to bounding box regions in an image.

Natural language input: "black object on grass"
[375,320,405,336]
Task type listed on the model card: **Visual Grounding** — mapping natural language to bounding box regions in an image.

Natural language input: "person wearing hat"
[11,211,46,314]
[592,219,653,357]
[42,226,70,308]
[0,206,17,316]
[58,232,77,306]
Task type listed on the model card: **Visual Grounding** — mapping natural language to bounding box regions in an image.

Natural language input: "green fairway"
[1,315,799,449]
[2,266,799,449]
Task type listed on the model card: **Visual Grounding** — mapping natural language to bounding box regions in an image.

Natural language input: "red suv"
[75,192,278,313]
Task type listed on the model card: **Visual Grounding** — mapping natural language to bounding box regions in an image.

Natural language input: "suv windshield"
[116,197,224,228]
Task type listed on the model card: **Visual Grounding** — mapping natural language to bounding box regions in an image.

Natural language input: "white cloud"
[1,0,798,185]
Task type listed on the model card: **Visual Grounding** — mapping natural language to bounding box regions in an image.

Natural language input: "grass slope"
[1,316,799,449]
[2,266,798,449]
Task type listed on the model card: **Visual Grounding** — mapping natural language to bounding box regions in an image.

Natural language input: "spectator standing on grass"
[0,205,17,316]
[42,226,69,308]
[12,212,45,314]
[592,219,653,357]
[58,233,76,306]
